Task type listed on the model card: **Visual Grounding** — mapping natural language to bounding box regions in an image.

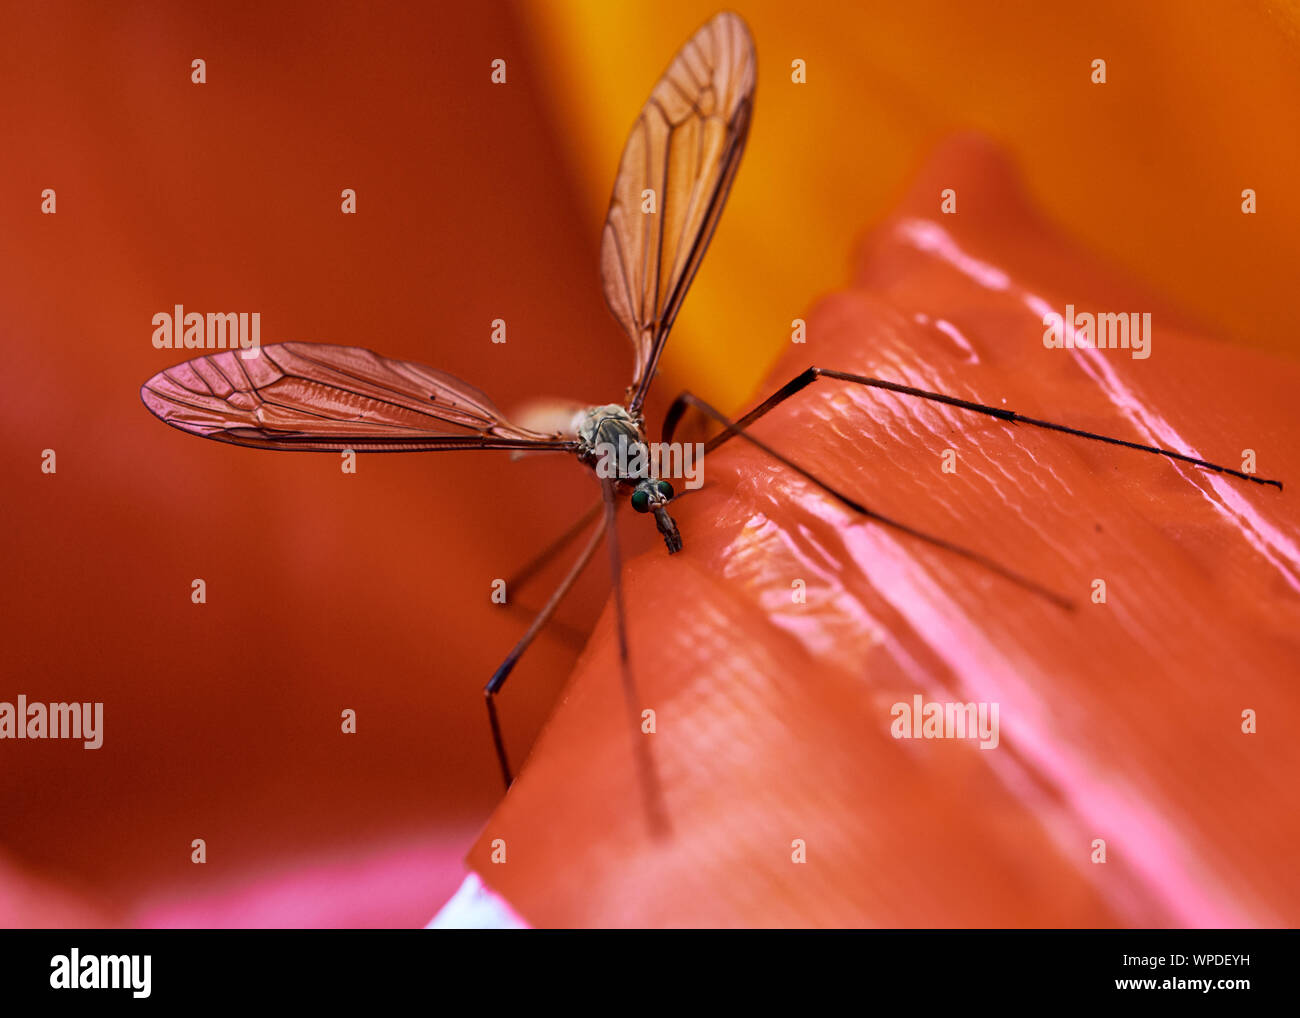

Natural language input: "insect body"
[141,11,756,793]
[574,404,680,552]
[139,11,1278,797]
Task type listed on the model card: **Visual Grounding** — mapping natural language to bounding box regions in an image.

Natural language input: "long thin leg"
[502,500,603,649]
[663,366,1283,489]
[668,391,1074,610]
[485,510,607,788]
[501,605,586,652]
[600,478,670,837]
[507,500,603,593]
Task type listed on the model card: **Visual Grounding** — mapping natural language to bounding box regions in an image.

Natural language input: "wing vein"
[598,12,755,413]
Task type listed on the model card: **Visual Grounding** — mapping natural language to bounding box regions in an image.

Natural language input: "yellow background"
[522,0,1300,409]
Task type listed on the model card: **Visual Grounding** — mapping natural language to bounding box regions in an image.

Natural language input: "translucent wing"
[140,343,575,453]
[600,11,756,413]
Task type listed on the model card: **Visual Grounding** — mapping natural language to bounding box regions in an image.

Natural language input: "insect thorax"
[575,404,649,479]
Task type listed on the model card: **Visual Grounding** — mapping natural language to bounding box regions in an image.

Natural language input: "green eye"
[630,489,651,513]
[655,480,674,499]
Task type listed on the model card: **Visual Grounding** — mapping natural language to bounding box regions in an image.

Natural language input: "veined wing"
[140,342,576,453]
[600,11,756,414]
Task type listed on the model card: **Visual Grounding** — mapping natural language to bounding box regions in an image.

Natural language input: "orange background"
[468,135,1300,925]
[523,0,1300,407]
[1,0,1298,925]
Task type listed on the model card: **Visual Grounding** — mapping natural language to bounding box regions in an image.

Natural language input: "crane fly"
[140,12,1282,823]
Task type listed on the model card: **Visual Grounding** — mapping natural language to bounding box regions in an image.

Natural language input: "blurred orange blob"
[523,0,1300,411]
[469,137,1300,927]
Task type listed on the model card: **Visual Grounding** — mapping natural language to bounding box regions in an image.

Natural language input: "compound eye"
[630,489,651,513]
[654,480,675,500]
